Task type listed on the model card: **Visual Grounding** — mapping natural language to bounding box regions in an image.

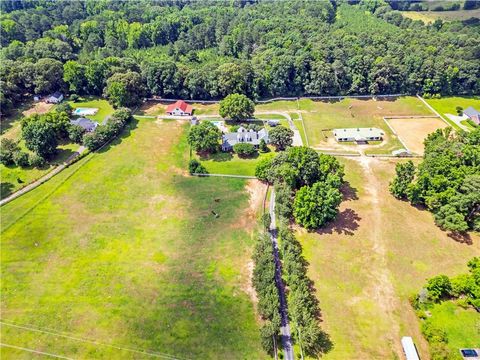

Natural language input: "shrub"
[68,125,86,144]
[456,106,463,116]
[70,94,80,102]
[259,139,269,152]
[29,153,46,168]
[13,151,30,167]
[188,159,207,174]
[233,142,256,157]
[0,138,19,165]
[426,275,452,302]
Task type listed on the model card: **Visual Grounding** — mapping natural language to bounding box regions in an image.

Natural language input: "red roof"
[166,100,192,114]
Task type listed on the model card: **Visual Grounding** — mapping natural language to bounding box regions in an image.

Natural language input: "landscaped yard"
[424,301,480,359]
[1,118,266,359]
[68,97,115,123]
[300,97,432,154]
[425,96,480,131]
[296,158,480,359]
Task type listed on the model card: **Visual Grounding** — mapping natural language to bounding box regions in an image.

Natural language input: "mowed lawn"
[296,158,480,359]
[300,97,432,154]
[197,151,274,176]
[425,96,480,130]
[68,97,115,123]
[1,118,266,359]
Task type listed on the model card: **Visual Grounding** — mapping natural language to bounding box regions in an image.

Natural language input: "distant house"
[70,118,98,132]
[46,92,64,104]
[464,106,480,125]
[267,120,280,126]
[166,100,193,116]
[333,128,384,143]
[222,126,269,151]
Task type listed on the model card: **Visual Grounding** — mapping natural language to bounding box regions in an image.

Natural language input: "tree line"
[2,0,479,114]
[390,127,480,233]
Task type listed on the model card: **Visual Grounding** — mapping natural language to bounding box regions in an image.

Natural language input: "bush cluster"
[0,138,46,168]
[188,159,207,175]
[82,108,133,151]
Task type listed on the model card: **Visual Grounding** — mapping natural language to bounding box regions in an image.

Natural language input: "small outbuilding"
[464,106,480,125]
[333,128,384,143]
[392,149,411,157]
[46,92,64,104]
[70,118,98,132]
[267,120,280,126]
[166,100,193,116]
[191,116,199,125]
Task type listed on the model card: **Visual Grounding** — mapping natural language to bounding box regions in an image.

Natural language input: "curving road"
[269,190,295,360]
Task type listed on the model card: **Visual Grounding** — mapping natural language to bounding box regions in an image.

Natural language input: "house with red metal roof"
[166,100,193,116]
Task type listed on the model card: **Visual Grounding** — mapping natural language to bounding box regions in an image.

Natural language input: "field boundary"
[192,173,257,179]
[148,94,407,105]
[382,117,412,153]
[416,95,460,130]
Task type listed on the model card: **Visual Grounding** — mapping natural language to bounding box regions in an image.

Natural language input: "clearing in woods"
[386,117,448,155]
[297,158,480,360]
[0,117,266,359]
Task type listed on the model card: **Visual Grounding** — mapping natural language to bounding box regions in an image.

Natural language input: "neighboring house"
[268,120,280,126]
[46,92,64,104]
[222,126,269,151]
[464,106,480,125]
[166,100,193,116]
[333,127,384,143]
[70,118,98,132]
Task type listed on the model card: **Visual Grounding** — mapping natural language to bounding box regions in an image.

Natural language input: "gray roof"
[50,91,63,99]
[222,126,269,148]
[333,127,383,141]
[464,106,480,118]
[71,118,98,132]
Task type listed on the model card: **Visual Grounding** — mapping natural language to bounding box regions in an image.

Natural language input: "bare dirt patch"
[139,101,168,115]
[22,100,54,117]
[387,117,447,155]
[232,180,267,233]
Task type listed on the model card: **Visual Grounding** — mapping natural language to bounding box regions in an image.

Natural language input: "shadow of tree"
[447,231,473,245]
[199,151,233,162]
[1,182,14,199]
[316,208,361,236]
[341,181,358,201]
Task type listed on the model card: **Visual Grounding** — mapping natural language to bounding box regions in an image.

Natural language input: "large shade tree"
[187,121,221,153]
[219,93,255,121]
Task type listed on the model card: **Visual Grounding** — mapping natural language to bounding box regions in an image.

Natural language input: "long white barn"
[333,127,384,142]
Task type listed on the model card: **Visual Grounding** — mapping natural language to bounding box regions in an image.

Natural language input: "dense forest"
[1,0,480,114]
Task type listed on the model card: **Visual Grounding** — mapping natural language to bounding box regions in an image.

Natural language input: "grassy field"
[68,97,115,123]
[401,9,480,22]
[300,97,431,154]
[296,158,480,359]
[1,117,266,359]
[425,96,480,131]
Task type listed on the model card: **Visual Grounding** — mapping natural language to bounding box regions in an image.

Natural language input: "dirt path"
[353,156,403,357]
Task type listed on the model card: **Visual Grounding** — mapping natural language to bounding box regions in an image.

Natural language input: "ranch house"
[464,106,480,125]
[70,118,98,132]
[333,128,384,143]
[166,100,193,116]
[222,126,269,151]
[46,92,64,104]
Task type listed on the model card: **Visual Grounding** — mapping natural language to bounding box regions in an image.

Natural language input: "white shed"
[401,337,420,360]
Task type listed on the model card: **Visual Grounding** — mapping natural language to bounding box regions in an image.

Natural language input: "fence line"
[382,117,411,153]
[147,94,407,105]
[383,115,440,119]
[191,173,257,179]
